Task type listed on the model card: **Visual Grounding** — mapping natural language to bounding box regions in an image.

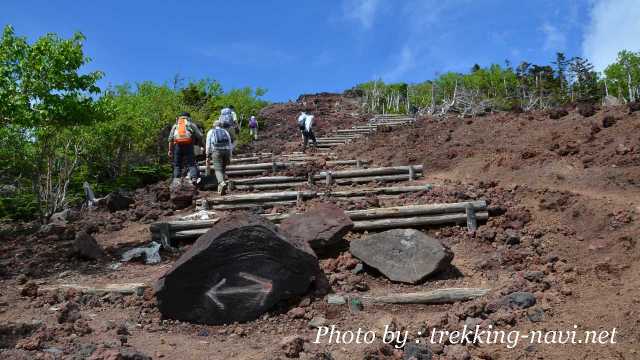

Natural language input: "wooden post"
[158,223,176,252]
[296,191,303,206]
[308,173,315,185]
[408,166,415,181]
[356,159,362,168]
[465,203,477,234]
[325,171,333,186]
[271,157,277,174]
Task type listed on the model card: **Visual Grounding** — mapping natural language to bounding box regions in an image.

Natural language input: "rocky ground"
[0,94,638,359]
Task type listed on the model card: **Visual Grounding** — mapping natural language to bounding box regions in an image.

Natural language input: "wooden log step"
[317,139,350,143]
[316,142,346,148]
[39,283,148,296]
[227,169,266,177]
[269,201,486,222]
[203,185,432,205]
[317,165,423,179]
[232,173,422,191]
[347,201,486,220]
[149,218,220,233]
[352,122,411,129]
[261,201,486,223]
[358,288,490,305]
[351,211,489,231]
[336,129,375,134]
[152,209,483,240]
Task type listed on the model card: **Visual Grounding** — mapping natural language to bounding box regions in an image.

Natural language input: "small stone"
[327,295,346,305]
[20,282,39,298]
[116,323,130,335]
[280,335,305,358]
[523,271,544,282]
[504,292,536,309]
[308,317,327,329]
[527,308,544,323]
[16,274,28,285]
[504,229,521,245]
[288,307,306,319]
[403,343,433,360]
[351,263,363,274]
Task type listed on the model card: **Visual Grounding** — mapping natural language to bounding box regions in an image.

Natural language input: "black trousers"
[302,129,317,149]
[173,143,198,179]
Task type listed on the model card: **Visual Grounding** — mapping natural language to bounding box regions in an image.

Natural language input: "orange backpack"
[174,117,193,144]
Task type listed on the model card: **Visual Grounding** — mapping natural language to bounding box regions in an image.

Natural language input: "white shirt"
[298,113,314,132]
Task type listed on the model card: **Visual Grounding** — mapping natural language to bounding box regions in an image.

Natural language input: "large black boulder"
[155,212,319,325]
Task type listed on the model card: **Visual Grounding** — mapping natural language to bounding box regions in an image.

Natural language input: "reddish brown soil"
[0,94,638,360]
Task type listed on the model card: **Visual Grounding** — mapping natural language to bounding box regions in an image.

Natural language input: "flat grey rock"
[349,229,453,284]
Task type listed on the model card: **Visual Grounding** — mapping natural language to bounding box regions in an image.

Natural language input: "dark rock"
[403,343,433,360]
[155,212,319,325]
[504,229,521,245]
[279,203,353,253]
[602,115,616,128]
[75,343,97,358]
[523,271,544,282]
[73,231,106,260]
[504,291,536,309]
[280,335,305,358]
[577,102,596,117]
[548,108,568,119]
[350,229,453,284]
[628,101,640,113]
[363,344,395,359]
[73,319,92,335]
[477,228,496,242]
[104,190,134,212]
[118,348,153,360]
[20,282,39,298]
[527,307,544,322]
[170,187,196,210]
[116,323,130,335]
[0,322,41,349]
[57,301,81,324]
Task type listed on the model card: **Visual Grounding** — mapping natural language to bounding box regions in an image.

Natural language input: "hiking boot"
[217,181,228,196]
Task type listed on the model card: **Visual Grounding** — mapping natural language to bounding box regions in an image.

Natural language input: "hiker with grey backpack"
[205,121,234,195]
[218,106,239,143]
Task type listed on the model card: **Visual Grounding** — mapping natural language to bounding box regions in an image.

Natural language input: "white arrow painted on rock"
[205,272,273,310]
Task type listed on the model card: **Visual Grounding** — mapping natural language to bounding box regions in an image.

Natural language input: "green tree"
[603,50,640,102]
[0,25,106,222]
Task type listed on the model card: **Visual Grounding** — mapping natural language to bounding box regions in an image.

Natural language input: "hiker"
[219,106,239,142]
[248,115,258,140]
[168,112,203,184]
[297,111,317,151]
[205,120,234,195]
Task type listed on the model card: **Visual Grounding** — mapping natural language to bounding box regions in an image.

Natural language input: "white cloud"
[342,0,380,29]
[583,0,640,71]
[540,22,567,52]
[382,45,416,81]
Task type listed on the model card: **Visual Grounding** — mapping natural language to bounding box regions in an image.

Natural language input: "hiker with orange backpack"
[168,112,203,184]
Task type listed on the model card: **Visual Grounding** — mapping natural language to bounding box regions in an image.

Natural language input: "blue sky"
[2,0,639,101]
